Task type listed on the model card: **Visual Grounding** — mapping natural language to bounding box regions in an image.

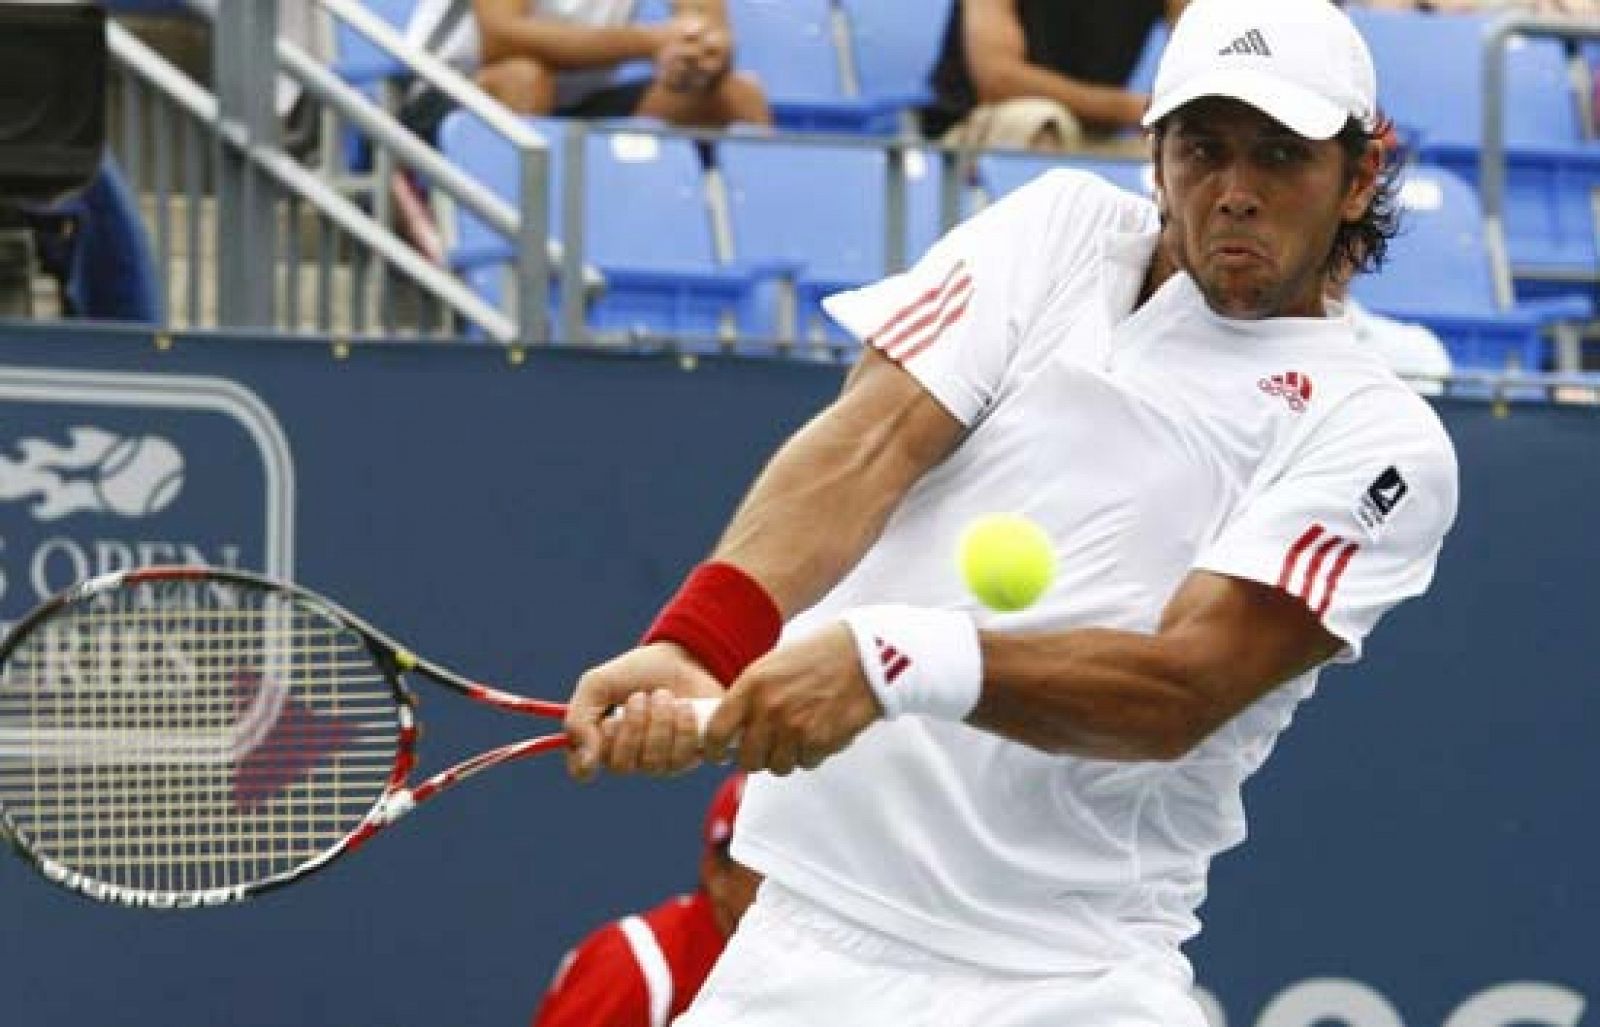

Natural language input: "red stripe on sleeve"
[1314,540,1361,616]
[878,272,973,359]
[1299,534,1344,602]
[869,260,965,348]
[891,280,975,363]
[1277,524,1326,591]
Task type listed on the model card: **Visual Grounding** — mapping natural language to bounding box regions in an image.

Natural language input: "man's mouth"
[1209,237,1270,264]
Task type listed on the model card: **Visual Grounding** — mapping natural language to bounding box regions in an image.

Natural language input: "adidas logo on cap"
[1219,28,1272,58]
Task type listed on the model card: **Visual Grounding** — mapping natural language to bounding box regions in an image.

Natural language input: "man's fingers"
[605,691,652,774]
[735,705,774,773]
[766,733,799,777]
[667,694,705,773]
[563,674,619,781]
[797,743,827,772]
[564,715,603,781]
[703,689,746,764]
[636,689,695,775]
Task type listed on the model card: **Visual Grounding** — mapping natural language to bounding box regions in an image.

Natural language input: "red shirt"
[531,891,727,1027]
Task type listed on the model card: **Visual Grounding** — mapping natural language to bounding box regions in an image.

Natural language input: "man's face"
[1153,98,1380,320]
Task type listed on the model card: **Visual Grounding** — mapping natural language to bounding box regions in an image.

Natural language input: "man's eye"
[1261,142,1307,165]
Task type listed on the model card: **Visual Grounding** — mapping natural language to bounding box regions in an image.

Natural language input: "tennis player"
[566,0,1459,1022]
[531,774,759,1027]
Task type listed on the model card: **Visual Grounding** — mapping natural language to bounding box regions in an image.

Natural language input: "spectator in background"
[402,0,771,144]
[529,773,761,1027]
[21,158,161,325]
[921,0,1190,152]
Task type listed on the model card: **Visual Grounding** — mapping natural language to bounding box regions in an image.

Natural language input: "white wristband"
[842,605,983,722]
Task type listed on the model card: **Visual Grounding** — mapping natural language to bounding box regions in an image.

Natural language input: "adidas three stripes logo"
[1218,29,1272,58]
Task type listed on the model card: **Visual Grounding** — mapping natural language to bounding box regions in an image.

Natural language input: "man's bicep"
[833,345,967,482]
[1158,570,1344,723]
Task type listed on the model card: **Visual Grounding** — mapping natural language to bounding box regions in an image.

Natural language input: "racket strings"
[0,579,401,896]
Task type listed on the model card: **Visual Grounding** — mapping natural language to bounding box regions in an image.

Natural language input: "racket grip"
[605,696,721,739]
[686,697,719,737]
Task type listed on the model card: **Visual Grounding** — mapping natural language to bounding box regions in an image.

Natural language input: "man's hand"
[655,15,731,94]
[565,641,723,781]
[703,624,883,776]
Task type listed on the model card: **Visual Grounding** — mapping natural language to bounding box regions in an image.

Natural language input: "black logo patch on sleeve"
[1356,466,1409,533]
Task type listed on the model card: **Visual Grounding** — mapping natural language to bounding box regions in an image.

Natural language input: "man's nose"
[1215,163,1263,218]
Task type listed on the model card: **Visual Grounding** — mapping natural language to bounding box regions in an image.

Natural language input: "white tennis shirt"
[732,170,1459,980]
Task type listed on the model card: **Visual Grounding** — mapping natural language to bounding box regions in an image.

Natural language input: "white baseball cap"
[1142,0,1378,141]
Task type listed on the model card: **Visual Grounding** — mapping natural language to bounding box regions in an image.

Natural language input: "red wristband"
[642,562,782,685]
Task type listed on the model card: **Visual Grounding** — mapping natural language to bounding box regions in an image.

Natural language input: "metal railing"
[306,0,580,345]
[109,18,516,342]
[1480,12,1600,309]
[302,0,969,351]
[110,2,1595,363]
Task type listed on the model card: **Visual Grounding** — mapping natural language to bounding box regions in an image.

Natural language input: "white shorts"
[674,883,1209,1027]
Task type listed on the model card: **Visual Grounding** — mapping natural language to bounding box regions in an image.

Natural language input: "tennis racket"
[0,565,714,909]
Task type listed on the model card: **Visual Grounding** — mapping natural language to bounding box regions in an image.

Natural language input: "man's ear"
[1341,138,1384,222]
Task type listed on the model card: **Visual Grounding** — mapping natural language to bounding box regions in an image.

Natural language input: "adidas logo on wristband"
[874,637,914,684]
[844,605,983,722]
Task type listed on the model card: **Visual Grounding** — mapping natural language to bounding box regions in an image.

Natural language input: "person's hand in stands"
[656,15,731,95]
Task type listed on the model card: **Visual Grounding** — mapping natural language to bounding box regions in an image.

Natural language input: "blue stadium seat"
[332,0,418,86]
[633,0,672,22]
[437,111,568,334]
[1347,8,1600,302]
[721,140,967,344]
[1126,20,1168,94]
[328,0,419,176]
[440,111,780,343]
[839,0,952,108]
[979,153,1154,203]
[907,147,964,265]
[438,110,563,271]
[727,0,902,134]
[1350,165,1588,372]
[721,139,884,343]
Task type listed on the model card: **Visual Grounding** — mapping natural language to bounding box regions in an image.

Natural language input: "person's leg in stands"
[635,70,770,128]
[634,19,770,128]
[476,57,559,116]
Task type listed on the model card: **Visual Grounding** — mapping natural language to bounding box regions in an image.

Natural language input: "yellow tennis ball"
[957,513,1056,612]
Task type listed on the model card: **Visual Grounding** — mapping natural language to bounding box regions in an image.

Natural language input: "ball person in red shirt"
[531,774,760,1027]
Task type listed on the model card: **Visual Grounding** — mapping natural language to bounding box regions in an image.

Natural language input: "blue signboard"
[0,364,293,638]
[0,323,1593,1027]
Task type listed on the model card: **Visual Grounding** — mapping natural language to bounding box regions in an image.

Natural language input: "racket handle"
[606,696,721,738]
[686,697,719,736]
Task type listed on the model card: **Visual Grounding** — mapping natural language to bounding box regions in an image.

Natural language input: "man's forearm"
[478,17,661,69]
[711,358,962,620]
[970,627,1215,761]
[712,415,924,619]
[968,572,1342,762]
[973,60,1146,129]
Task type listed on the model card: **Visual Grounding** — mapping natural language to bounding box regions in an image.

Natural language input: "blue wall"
[0,325,1593,1026]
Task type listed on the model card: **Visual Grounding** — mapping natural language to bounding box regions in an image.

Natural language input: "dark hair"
[1329,114,1403,280]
